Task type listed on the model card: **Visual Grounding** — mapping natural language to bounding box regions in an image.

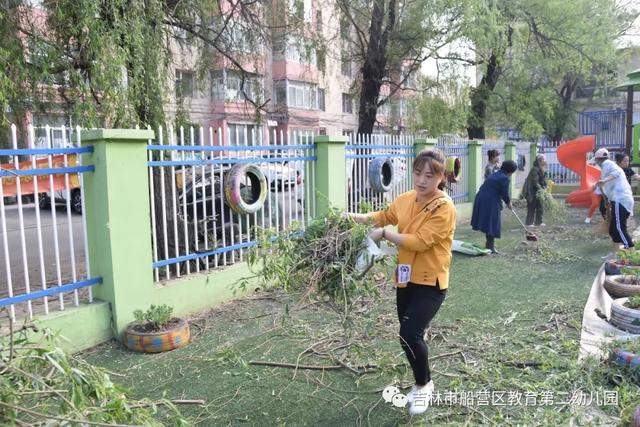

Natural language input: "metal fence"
[438,143,469,204]
[0,124,97,322]
[578,109,626,149]
[147,126,316,283]
[345,134,415,213]
[540,147,580,185]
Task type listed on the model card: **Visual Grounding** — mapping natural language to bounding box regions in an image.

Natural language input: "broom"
[510,208,539,242]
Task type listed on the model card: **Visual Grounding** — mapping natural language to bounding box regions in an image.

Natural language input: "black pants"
[526,198,543,226]
[609,201,634,249]
[397,282,446,386]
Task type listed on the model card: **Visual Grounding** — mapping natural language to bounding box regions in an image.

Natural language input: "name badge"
[396,264,411,284]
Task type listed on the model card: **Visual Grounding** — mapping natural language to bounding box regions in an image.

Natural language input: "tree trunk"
[356,0,397,135]
[549,76,577,143]
[467,51,501,140]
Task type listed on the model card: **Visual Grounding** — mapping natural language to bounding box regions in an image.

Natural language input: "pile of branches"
[536,189,567,220]
[246,209,386,317]
[0,320,188,426]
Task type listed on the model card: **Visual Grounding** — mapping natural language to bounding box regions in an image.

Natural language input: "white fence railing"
[0,124,96,322]
[438,143,469,204]
[345,134,415,213]
[147,126,316,283]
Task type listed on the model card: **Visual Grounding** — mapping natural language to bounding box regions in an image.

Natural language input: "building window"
[287,81,318,109]
[210,70,263,102]
[228,124,263,146]
[341,53,351,77]
[319,127,327,135]
[318,88,325,111]
[316,10,322,33]
[340,16,350,40]
[274,80,287,105]
[342,93,353,114]
[276,36,317,66]
[175,70,194,98]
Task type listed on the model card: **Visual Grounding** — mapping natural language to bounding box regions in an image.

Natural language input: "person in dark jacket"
[615,153,640,185]
[521,155,547,226]
[471,160,518,254]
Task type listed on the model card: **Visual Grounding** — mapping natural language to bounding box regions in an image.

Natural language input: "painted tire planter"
[445,157,462,183]
[224,163,268,215]
[368,157,393,193]
[124,318,190,353]
[610,347,640,368]
[610,298,640,334]
[611,261,640,273]
[604,275,640,298]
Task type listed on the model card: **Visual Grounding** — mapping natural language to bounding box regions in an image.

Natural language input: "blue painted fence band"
[0,277,102,307]
[345,153,414,159]
[0,147,94,156]
[0,166,95,178]
[148,144,315,152]
[345,145,414,150]
[153,241,256,268]
[154,231,306,269]
[148,156,317,168]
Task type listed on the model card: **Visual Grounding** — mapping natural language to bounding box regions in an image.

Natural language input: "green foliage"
[462,0,637,140]
[617,249,640,266]
[536,188,567,221]
[133,304,174,331]
[628,294,640,309]
[407,75,469,137]
[1,325,187,425]
[246,208,383,319]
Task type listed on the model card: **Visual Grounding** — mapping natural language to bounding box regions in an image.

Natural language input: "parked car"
[38,189,83,214]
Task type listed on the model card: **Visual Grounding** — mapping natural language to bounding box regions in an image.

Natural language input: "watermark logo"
[382,386,408,408]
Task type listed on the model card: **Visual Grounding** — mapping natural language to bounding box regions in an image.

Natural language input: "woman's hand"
[368,228,385,242]
[506,202,513,210]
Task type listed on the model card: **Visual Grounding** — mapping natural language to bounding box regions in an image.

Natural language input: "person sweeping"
[471,160,518,254]
[592,148,635,251]
[343,149,456,416]
[521,154,547,227]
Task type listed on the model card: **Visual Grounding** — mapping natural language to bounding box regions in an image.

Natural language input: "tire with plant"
[368,157,393,193]
[610,296,640,334]
[610,347,640,368]
[124,305,190,353]
[604,275,640,298]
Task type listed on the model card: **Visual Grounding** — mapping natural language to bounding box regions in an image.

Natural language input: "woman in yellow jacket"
[344,149,456,416]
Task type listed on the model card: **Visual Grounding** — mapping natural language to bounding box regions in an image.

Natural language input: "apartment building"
[15,0,414,146]
[167,0,413,143]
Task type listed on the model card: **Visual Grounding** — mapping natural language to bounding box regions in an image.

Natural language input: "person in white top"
[592,148,634,250]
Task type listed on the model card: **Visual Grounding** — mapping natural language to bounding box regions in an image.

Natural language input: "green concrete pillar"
[414,138,437,156]
[504,141,517,197]
[314,135,348,216]
[81,129,155,337]
[467,140,483,199]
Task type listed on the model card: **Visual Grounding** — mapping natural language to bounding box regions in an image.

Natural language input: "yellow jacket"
[372,190,456,289]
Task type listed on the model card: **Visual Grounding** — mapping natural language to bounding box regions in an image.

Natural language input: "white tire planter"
[368,157,393,193]
[604,275,640,298]
[224,163,268,214]
[610,298,640,334]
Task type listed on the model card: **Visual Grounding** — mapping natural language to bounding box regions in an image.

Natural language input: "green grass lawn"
[83,203,640,426]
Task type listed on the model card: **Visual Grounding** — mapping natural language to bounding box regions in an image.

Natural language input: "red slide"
[557,135,600,208]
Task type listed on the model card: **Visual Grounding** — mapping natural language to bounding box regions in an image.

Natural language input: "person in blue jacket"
[471,160,518,254]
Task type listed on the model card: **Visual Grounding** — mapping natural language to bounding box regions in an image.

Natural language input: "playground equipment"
[557,135,600,208]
